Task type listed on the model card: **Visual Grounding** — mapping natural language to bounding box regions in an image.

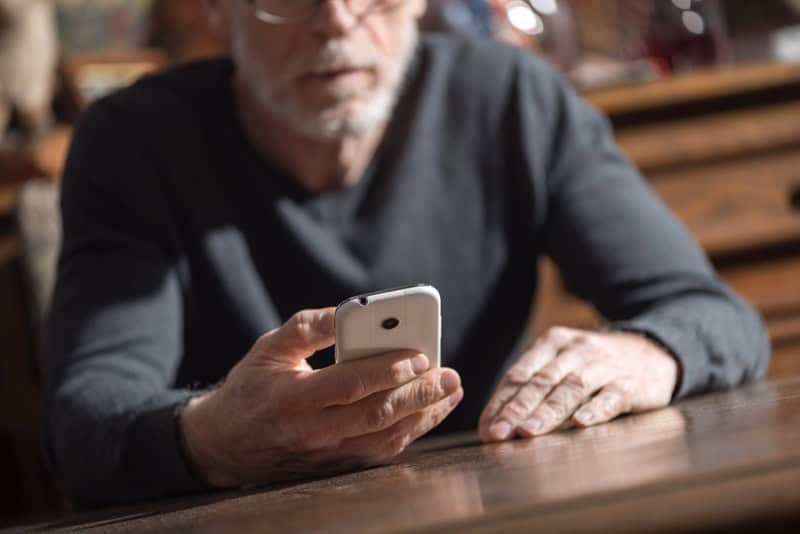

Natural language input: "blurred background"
[1,0,800,525]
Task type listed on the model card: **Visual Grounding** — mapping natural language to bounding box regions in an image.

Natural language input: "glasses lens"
[254,0,317,20]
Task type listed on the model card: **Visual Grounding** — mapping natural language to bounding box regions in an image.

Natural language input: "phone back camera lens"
[382,318,400,330]
[359,297,368,306]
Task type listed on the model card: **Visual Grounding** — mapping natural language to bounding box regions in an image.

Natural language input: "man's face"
[219,0,427,141]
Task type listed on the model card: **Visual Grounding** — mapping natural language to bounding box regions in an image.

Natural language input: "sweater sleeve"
[42,98,208,506]
[512,54,770,399]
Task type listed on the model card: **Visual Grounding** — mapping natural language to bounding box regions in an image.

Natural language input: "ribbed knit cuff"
[120,391,212,498]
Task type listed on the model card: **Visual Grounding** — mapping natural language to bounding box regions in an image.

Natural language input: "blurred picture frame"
[59,49,166,113]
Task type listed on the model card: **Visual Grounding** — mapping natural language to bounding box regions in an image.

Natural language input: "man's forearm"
[610,288,770,400]
[45,374,206,507]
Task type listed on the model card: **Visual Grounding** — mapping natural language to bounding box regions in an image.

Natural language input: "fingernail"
[440,371,460,395]
[522,418,543,435]
[411,354,429,375]
[489,421,512,441]
[449,388,464,407]
[575,411,593,425]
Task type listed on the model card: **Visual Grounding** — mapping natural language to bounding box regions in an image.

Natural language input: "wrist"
[606,327,681,399]
[179,390,241,488]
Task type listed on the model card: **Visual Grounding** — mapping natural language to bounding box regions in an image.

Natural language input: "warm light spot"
[506,0,544,35]
[682,10,705,34]
[529,0,559,16]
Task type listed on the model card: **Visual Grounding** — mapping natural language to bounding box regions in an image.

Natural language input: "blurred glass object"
[646,0,731,74]
[771,24,800,62]
[491,0,581,70]
[786,0,800,15]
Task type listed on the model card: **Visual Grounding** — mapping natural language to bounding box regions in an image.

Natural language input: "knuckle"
[430,402,451,426]
[289,312,313,340]
[562,372,587,394]
[303,431,335,452]
[365,401,395,431]
[414,377,440,406]
[340,367,369,404]
[620,380,637,396]
[602,392,626,415]
[542,397,568,420]
[504,366,533,387]
[501,398,532,421]
[389,359,413,384]
[546,326,575,344]
[531,369,559,390]
[253,330,277,351]
[578,334,600,350]
[554,373,590,401]
[384,433,412,457]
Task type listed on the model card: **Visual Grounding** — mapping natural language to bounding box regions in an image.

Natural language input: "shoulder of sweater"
[419,32,561,87]
[89,57,233,128]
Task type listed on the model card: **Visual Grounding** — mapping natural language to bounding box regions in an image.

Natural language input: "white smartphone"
[334,284,441,367]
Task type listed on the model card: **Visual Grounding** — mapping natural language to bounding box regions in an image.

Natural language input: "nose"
[311,0,359,37]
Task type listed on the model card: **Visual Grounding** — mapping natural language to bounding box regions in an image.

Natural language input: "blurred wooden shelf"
[0,183,16,218]
[0,127,70,218]
[647,149,800,258]
[617,100,800,173]
[0,235,18,267]
[538,59,800,380]
[585,61,800,116]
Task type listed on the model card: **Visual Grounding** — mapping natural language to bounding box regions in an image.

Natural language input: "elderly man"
[44,0,768,506]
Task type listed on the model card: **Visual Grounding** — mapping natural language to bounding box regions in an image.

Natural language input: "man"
[44,0,769,506]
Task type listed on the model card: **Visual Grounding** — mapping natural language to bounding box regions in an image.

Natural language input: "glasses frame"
[244,0,399,25]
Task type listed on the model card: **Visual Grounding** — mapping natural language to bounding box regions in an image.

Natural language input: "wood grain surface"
[584,61,800,117]
[18,376,800,533]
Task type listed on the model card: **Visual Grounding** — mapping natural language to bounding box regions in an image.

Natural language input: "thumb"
[248,308,336,367]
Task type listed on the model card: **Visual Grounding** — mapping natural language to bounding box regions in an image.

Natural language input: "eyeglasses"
[245,0,401,25]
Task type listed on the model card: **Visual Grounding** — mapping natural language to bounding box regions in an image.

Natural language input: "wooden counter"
[18,375,800,533]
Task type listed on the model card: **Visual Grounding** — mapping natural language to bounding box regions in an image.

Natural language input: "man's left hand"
[478,327,679,442]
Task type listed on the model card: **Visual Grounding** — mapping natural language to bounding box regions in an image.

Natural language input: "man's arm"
[42,99,205,505]
[479,53,769,441]
[43,97,464,506]
[538,67,769,398]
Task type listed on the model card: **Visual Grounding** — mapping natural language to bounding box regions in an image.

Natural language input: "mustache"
[286,40,379,78]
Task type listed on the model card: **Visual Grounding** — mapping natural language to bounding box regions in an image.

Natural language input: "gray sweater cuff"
[120,391,211,499]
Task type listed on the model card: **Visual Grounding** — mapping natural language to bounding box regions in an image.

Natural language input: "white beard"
[237,22,419,142]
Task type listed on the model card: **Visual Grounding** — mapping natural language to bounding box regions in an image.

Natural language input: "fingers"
[517,361,611,437]
[249,308,336,366]
[573,381,634,428]
[320,368,462,440]
[339,387,465,461]
[311,351,432,407]
[478,327,574,437]
[480,329,589,442]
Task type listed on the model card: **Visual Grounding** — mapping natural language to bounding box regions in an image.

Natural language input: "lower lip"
[304,69,368,83]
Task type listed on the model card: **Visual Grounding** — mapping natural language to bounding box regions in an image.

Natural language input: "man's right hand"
[179,308,463,488]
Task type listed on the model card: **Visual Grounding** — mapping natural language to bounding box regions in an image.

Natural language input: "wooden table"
[17,376,800,533]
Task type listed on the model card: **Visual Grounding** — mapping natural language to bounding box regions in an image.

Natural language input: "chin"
[286,97,388,141]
